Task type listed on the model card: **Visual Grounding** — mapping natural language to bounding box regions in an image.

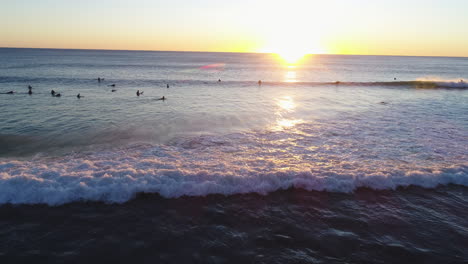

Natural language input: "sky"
[1,0,467,57]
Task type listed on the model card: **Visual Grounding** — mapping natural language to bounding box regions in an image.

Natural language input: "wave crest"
[0,142,466,205]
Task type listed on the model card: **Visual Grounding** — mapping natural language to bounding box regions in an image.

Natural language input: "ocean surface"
[0,48,467,263]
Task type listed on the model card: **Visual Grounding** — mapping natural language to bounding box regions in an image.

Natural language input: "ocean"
[0,48,467,263]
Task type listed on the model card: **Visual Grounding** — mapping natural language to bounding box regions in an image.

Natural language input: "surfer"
[111,89,117,92]
[167,84,170,88]
[55,93,61,97]
[28,86,32,95]
[137,90,144,96]
[258,80,262,86]
[77,93,82,98]
[51,90,56,96]
[109,84,116,87]
[218,79,221,82]
[1,91,14,94]
[156,96,166,101]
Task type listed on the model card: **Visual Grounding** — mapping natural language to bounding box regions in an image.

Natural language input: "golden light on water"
[284,65,298,83]
[277,118,303,128]
[277,96,296,111]
[285,71,297,83]
[274,96,303,130]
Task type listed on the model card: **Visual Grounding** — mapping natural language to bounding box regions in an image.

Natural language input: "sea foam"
[1,125,467,205]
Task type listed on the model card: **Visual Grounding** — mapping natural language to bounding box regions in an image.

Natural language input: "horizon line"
[1,46,467,59]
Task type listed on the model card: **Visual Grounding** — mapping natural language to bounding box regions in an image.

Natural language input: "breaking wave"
[1,126,467,205]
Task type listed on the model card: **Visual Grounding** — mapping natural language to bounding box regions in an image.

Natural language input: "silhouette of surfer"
[51,90,56,96]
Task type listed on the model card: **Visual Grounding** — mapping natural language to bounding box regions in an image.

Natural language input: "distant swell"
[331,80,468,89]
[1,76,467,89]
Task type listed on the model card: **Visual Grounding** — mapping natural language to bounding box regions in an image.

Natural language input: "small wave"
[1,76,467,89]
[327,80,468,89]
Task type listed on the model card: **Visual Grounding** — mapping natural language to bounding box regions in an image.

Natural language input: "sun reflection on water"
[277,96,296,111]
[277,118,303,128]
[274,96,303,130]
[285,71,297,83]
[284,65,298,83]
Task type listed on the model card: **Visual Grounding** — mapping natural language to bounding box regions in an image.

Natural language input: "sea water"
[0,48,467,263]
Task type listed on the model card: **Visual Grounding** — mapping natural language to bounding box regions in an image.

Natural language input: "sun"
[276,47,311,64]
[261,33,326,64]
[251,1,328,64]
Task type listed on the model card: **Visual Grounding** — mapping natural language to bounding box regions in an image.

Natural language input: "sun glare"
[252,1,328,64]
[273,96,303,130]
[278,50,308,64]
[277,96,296,111]
[261,32,326,64]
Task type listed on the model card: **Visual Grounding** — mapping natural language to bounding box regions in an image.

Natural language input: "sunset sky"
[1,0,467,57]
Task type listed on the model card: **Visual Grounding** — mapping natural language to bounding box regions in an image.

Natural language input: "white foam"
[0,130,467,205]
[416,76,468,88]
[1,102,467,206]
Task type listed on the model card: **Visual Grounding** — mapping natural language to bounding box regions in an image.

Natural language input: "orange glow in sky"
[1,0,467,57]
